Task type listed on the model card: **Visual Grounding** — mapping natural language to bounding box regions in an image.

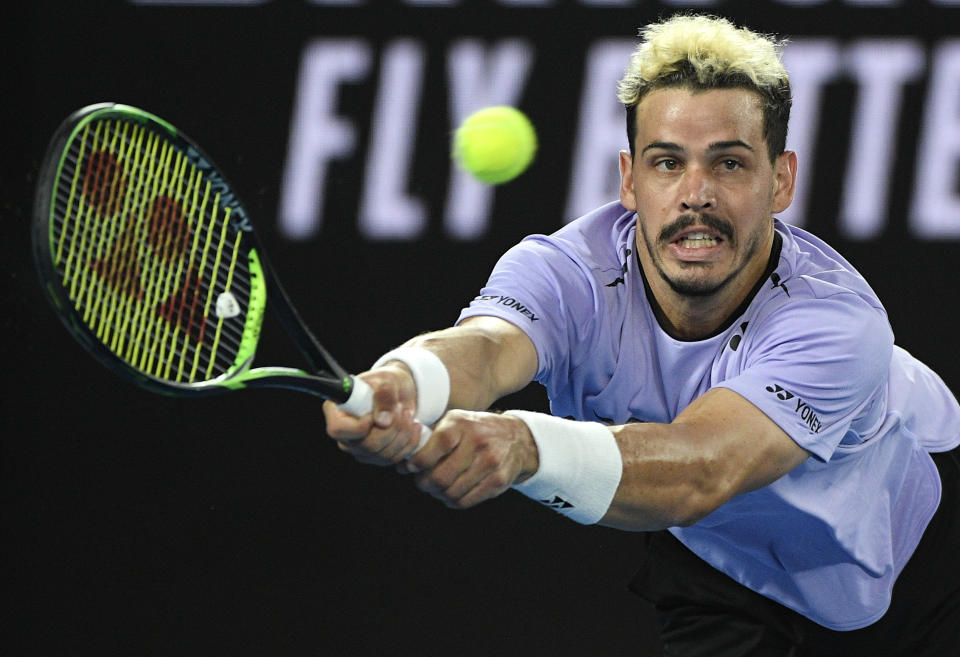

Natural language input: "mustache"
[658,213,734,243]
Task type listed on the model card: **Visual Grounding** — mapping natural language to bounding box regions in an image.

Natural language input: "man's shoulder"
[552,200,634,238]
[521,201,635,274]
[772,221,885,310]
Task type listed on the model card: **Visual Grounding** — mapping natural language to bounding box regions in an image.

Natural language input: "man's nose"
[679,167,716,212]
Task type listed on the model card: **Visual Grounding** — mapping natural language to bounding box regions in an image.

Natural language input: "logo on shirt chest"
[765,384,823,434]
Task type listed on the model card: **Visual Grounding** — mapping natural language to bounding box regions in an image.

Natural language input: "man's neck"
[639,233,782,341]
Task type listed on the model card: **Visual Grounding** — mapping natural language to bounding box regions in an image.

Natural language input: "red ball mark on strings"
[146,196,190,264]
[82,150,125,215]
[90,214,144,301]
[148,196,204,342]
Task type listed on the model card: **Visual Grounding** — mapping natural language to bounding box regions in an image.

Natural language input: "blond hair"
[617,15,792,161]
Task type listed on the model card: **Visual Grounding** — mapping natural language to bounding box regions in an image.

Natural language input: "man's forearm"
[403,317,538,412]
[601,388,810,531]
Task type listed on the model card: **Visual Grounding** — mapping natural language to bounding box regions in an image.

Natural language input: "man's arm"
[409,386,809,529]
[407,316,539,412]
[600,387,810,530]
[322,315,538,463]
[327,318,809,528]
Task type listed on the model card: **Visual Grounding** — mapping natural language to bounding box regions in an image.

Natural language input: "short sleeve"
[716,291,894,461]
[456,236,602,386]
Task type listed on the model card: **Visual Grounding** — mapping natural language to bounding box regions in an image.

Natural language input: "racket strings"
[51,117,254,384]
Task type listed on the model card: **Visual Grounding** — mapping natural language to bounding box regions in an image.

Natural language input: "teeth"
[676,233,718,248]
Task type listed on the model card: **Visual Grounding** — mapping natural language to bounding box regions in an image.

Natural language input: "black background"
[7,1,960,655]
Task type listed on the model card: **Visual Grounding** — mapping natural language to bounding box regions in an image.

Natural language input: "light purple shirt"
[457,201,960,630]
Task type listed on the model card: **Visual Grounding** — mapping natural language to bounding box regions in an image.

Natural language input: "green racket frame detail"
[34,103,356,401]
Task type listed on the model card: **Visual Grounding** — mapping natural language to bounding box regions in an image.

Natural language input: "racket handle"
[338,376,374,416]
[336,377,432,455]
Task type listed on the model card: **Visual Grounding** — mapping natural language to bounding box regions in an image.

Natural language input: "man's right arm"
[322,315,538,464]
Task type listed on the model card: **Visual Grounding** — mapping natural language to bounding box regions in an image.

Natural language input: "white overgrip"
[337,376,374,416]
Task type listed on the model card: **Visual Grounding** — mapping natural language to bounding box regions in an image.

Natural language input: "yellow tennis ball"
[453,106,537,184]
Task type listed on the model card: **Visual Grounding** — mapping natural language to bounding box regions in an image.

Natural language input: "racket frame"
[33,103,358,403]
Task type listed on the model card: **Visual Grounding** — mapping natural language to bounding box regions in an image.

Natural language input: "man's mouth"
[659,213,734,247]
[673,231,721,249]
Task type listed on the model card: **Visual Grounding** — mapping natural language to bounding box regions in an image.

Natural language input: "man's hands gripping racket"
[32,103,433,453]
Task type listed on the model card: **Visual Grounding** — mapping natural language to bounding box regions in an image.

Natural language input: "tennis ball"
[452,106,537,185]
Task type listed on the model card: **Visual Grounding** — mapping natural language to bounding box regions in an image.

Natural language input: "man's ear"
[772,150,797,214]
[619,150,637,211]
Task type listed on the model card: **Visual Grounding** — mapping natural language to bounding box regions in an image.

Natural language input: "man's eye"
[656,159,680,171]
[720,159,742,171]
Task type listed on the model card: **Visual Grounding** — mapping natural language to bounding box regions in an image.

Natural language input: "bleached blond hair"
[617,15,792,162]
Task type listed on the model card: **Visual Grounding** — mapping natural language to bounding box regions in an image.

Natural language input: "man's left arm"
[600,387,809,531]
[407,387,808,528]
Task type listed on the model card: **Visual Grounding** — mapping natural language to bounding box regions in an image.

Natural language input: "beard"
[639,212,765,298]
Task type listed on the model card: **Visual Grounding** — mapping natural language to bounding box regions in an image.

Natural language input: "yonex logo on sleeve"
[474,294,540,321]
[766,384,823,433]
[765,384,794,401]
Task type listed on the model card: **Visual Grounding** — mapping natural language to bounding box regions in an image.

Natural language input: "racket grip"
[338,376,374,416]
[336,376,432,456]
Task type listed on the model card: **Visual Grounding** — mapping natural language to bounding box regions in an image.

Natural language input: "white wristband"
[372,347,450,426]
[506,410,622,525]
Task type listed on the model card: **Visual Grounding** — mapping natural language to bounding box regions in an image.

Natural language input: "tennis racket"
[33,102,380,421]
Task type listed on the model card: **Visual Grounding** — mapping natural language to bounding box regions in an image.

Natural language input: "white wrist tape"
[506,410,622,525]
[372,347,450,426]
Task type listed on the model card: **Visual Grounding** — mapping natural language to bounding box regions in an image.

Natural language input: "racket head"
[32,103,332,398]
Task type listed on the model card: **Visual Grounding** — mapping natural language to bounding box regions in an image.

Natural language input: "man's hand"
[400,410,539,509]
[323,318,539,496]
[322,362,425,465]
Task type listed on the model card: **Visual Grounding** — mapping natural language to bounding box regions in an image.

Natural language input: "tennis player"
[324,14,960,656]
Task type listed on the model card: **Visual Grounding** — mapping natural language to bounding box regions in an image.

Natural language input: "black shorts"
[628,446,960,657]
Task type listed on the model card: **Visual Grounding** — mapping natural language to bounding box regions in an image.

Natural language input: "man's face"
[619,87,796,299]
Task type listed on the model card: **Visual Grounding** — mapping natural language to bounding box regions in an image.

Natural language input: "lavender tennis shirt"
[457,201,960,630]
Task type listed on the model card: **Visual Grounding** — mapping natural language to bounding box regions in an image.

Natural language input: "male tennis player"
[324,14,960,656]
